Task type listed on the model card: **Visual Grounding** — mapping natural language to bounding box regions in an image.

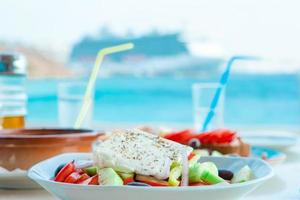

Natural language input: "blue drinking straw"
[201,55,260,132]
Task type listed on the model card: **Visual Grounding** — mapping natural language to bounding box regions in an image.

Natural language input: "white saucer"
[243,134,299,150]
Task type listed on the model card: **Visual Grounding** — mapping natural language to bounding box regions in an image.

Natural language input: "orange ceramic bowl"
[0,128,103,171]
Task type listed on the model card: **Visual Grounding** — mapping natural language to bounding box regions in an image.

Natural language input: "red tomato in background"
[164,129,196,144]
[164,129,236,145]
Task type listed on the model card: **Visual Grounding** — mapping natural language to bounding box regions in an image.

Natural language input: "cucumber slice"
[99,168,123,186]
[189,163,201,183]
[189,154,201,168]
[189,162,225,184]
[168,166,182,186]
[118,172,134,180]
[211,151,223,157]
[112,166,133,174]
[200,162,218,176]
[232,165,253,183]
[200,169,225,184]
[83,167,98,176]
[193,149,209,156]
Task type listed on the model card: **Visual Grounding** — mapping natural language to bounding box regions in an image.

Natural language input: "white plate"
[28,153,274,200]
[243,135,299,150]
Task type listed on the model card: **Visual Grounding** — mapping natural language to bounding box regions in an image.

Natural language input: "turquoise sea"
[27,74,300,127]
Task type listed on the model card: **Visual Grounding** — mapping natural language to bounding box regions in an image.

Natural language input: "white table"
[244,145,300,200]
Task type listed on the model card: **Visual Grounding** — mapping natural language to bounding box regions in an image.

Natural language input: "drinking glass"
[192,83,224,132]
[58,81,94,128]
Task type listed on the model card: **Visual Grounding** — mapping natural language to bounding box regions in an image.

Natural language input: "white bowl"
[28,153,273,200]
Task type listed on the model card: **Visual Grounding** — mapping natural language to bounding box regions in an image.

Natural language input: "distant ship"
[69,32,223,77]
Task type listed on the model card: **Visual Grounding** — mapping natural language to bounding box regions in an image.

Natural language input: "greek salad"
[53,129,254,187]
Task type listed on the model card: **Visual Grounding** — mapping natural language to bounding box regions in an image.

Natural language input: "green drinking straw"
[74,43,134,129]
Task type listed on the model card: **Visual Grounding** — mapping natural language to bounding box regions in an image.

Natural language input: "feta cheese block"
[93,129,193,180]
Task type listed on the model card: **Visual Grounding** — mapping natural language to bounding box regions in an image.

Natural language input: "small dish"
[28,153,274,200]
[251,146,286,165]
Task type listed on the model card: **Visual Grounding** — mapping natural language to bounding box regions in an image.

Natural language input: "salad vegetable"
[232,165,253,183]
[54,161,75,182]
[64,172,81,183]
[218,170,234,181]
[53,157,253,186]
[76,173,90,183]
[118,172,135,185]
[52,129,254,187]
[188,153,201,167]
[135,175,169,186]
[83,166,98,176]
[163,129,237,146]
[168,166,182,186]
[188,162,224,184]
[80,175,99,185]
[99,168,123,186]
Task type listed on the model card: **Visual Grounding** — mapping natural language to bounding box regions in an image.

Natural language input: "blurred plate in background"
[251,146,286,166]
[243,134,299,150]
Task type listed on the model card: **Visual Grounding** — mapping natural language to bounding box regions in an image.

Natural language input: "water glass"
[58,81,93,128]
[192,83,224,132]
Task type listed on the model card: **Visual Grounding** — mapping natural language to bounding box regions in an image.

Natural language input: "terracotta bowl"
[0,128,103,171]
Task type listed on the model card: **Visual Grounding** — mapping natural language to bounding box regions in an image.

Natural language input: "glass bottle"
[0,52,27,129]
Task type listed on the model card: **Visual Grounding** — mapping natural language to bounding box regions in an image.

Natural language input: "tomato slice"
[123,177,135,185]
[75,168,84,174]
[189,182,209,186]
[188,152,196,160]
[54,161,76,182]
[64,172,81,184]
[75,173,90,183]
[78,175,99,185]
[135,175,169,187]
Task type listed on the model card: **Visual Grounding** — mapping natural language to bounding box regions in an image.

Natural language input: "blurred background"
[1,0,300,129]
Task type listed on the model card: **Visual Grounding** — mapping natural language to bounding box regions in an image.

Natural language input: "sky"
[1,0,300,72]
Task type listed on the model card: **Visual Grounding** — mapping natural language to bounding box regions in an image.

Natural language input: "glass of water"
[58,81,94,128]
[192,83,224,132]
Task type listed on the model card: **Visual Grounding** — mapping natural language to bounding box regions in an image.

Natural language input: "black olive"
[188,138,201,149]
[218,169,234,180]
[54,163,66,177]
[127,182,151,187]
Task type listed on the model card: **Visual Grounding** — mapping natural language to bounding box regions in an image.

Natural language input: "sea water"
[58,96,93,128]
[26,74,300,127]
